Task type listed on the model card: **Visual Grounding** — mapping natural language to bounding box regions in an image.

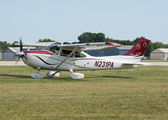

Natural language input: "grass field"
[143,60,168,62]
[0,66,168,120]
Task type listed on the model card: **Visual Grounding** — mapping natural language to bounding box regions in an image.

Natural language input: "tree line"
[77,32,168,56]
[0,32,168,56]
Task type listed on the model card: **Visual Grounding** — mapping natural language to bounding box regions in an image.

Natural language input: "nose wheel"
[31,67,44,79]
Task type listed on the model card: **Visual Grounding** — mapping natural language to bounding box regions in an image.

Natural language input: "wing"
[14,43,47,47]
[58,42,125,52]
[14,42,125,51]
[14,42,56,48]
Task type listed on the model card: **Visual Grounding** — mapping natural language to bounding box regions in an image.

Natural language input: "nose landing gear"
[31,67,44,79]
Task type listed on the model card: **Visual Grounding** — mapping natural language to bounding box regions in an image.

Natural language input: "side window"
[61,50,73,57]
[55,48,59,55]
[60,50,85,58]
[75,52,86,58]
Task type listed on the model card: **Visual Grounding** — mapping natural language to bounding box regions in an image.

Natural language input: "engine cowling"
[46,71,59,78]
[70,73,84,79]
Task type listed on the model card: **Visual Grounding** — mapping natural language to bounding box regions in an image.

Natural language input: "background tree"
[38,38,55,42]
[133,37,141,43]
[144,42,154,56]
[10,41,19,47]
[95,33,105,42]
[78,32,106,43]
[0,41,11,50]
[153,42,164,49]
[78,33,91,43]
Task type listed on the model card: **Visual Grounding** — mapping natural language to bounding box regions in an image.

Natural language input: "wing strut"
[52,47,78,75]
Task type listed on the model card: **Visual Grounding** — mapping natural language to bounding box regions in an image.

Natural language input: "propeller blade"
[15,58,19,66]
[20,38,23,52]
[15,38,23,66]
[15,56,21,66]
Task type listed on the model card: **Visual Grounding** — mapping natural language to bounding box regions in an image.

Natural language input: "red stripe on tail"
[123,37,150,56]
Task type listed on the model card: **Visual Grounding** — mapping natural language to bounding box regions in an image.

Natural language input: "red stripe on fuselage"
[24,50,54,55]
[72,58,105,61]
[34,55,59,65]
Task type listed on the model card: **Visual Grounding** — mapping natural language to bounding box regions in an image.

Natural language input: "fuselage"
[21,50,140,71]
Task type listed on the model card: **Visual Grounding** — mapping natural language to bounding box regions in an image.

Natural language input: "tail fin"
[123,37,150,56]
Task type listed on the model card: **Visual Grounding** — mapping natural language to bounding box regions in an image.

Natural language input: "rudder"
[123,37,150,56]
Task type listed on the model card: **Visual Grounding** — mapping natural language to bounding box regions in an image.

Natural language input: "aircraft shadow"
[0,74,31,79]
[47,77,88,81]
[0,74,131,81]
[101,76,131,79]
[0,74,87,81]
[83,75,131,79]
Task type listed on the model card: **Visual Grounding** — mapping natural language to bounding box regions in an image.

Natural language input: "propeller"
[20,37,23,52]
[15,38,24,66]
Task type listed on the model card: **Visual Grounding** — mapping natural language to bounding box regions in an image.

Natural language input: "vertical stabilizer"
[123,37,150,56]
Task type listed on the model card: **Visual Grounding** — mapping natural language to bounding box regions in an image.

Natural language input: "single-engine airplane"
[15,37,150,79]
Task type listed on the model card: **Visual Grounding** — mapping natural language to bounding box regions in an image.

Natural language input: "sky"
[0,0,168,44]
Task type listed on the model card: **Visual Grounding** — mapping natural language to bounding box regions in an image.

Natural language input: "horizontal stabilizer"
[122,62,150,66]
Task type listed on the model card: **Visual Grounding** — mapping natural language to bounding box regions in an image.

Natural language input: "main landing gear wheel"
[70,69,84,79]
[46,71,60,78]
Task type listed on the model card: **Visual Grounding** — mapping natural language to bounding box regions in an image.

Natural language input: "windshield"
[43,45,59,54]
[43,45,57,50]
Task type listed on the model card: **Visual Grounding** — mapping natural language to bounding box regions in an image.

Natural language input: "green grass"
[0,66,168,120]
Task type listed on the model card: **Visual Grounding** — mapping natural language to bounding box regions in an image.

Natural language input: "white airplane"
[15,37,150,79]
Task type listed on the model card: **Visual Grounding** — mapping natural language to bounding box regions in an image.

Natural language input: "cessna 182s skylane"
[15,37,150,79]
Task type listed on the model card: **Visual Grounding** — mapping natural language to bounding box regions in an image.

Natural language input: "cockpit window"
[61,50,73,57]
[60,50,86,58]
[75,52,86,57]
